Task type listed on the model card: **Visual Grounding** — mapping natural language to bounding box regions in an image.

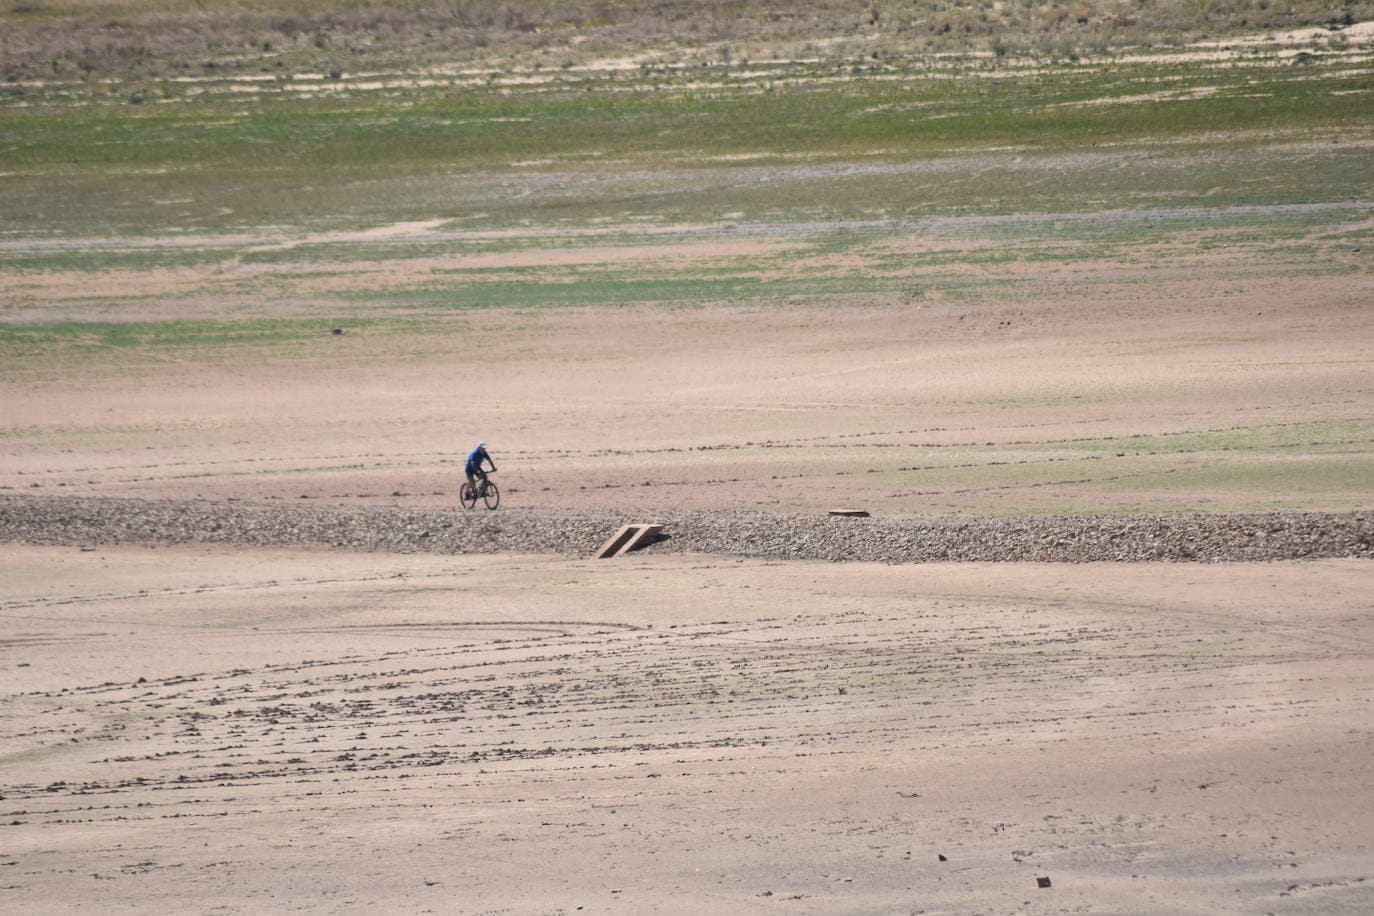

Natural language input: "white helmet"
[477,441,486,449]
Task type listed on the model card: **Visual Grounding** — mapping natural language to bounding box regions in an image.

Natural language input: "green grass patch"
[867,447,1374,515]
[336,274,788,310]
[1096,455,1374,496]
[0,316,450,362]
[4,57,1371,235]
[1032,421,1374,457]
[0,245,241,273]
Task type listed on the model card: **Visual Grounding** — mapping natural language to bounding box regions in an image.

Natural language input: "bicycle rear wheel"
[481,481,500,510]
[459,482,477,510]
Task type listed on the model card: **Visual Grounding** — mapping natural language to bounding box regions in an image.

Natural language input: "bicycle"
[460,475,500,511]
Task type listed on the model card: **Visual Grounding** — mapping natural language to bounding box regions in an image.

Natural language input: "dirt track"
[2,495,1371,563]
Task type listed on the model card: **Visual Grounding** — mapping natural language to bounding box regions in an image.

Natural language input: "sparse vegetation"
[3,45,1371,236]
[2,0,1372,81]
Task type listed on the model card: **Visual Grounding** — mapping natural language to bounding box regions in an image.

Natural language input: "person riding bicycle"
[465,441,496,495]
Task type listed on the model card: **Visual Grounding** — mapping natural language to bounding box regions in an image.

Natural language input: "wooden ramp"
[594,524,664,559]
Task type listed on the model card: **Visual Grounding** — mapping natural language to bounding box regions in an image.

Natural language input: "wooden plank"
[612,524,663,557]
[594,524,665,559]
[594,525,639,559]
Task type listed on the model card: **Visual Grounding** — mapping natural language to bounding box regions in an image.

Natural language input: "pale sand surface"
[4,266,1371,517]
[2,544,1372,913]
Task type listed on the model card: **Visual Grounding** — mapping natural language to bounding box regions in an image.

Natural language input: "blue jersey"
[465,447,490,475]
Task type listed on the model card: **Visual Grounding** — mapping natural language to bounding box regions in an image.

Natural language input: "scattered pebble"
[1,496,1369,563]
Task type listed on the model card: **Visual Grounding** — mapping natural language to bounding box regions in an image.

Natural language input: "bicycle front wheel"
[481,481,500,510]
[460,483,477,510]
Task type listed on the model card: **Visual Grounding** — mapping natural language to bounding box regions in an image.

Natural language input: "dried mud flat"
[1,545,1372,913]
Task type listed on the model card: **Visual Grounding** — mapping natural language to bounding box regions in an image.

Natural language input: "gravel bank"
[2,495,1371,563]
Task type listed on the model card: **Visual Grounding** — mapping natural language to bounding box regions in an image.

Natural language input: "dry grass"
[3,0,1371,80]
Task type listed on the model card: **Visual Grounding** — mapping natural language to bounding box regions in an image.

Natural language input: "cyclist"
[465,441,496,495]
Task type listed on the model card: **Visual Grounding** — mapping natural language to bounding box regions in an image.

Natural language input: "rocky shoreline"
[1,495,1370,563]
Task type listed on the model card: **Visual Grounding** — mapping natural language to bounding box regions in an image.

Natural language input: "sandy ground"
[1,544,1372,913]
[2,198,1372,912]
[4,259,1372,516]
